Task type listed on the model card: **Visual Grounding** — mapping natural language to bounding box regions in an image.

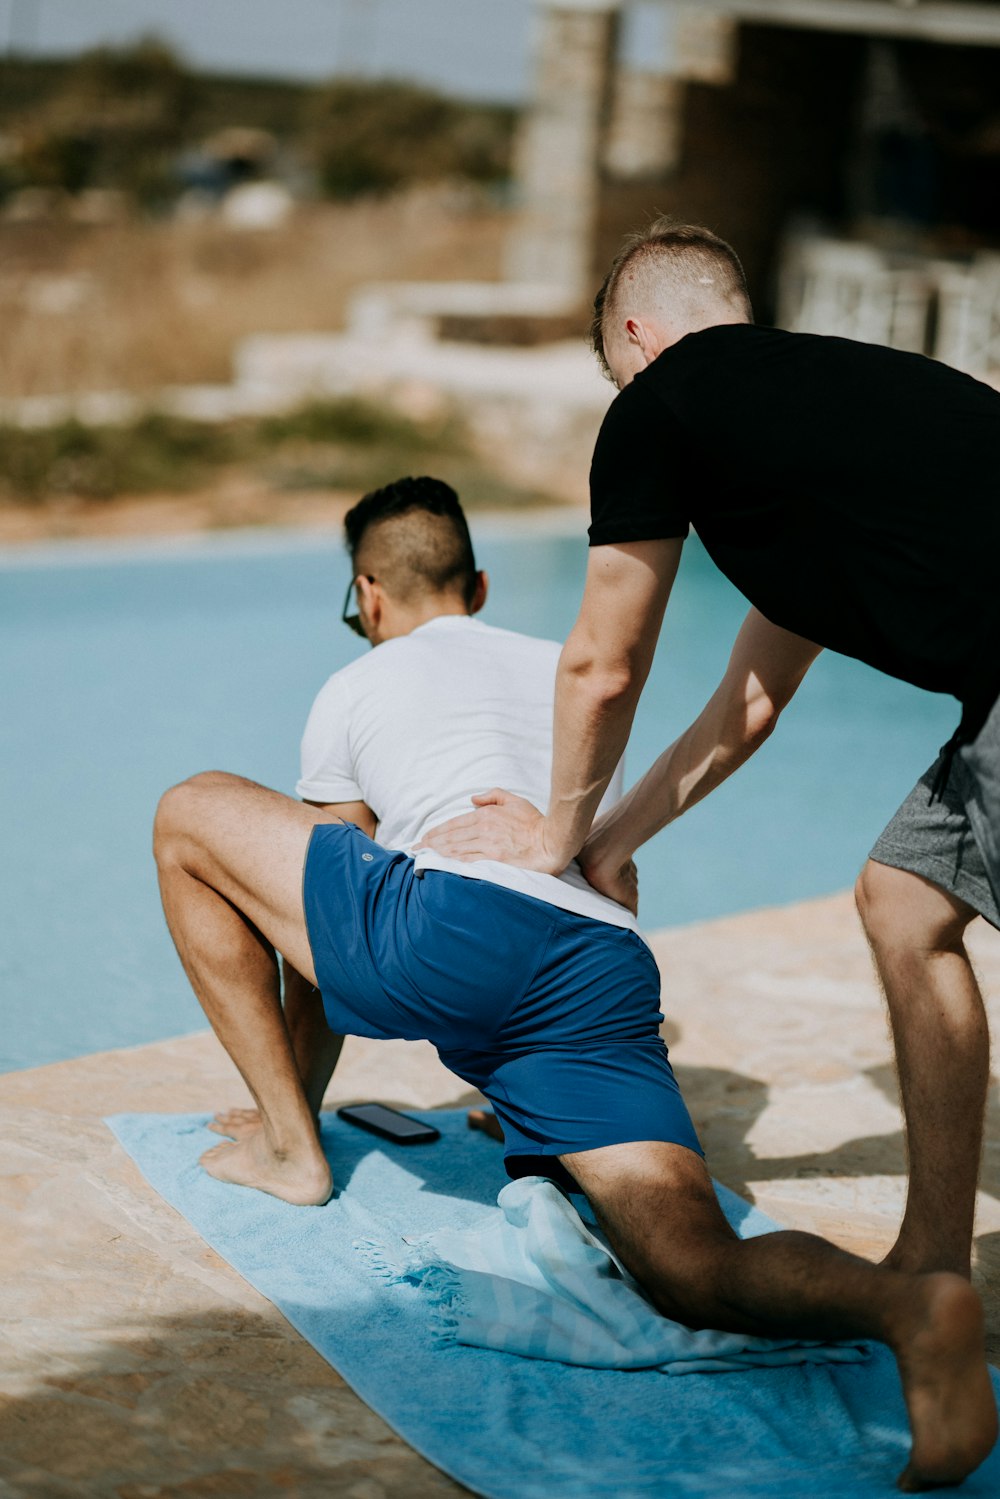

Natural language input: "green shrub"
[0,398,464,503]
[255,398,451,450]
[5,41,200,205]
[0,412,229,501]
[307,80,514,201]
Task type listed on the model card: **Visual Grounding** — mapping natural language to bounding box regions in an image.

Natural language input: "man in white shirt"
[215,477,635,1151]
[153,477,994,1491]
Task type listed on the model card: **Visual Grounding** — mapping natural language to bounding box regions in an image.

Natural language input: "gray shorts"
[870,693,1000,930]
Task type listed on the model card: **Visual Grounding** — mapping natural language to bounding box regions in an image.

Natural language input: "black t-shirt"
[589,323,1000,731]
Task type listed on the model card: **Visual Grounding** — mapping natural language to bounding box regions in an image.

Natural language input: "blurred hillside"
[0,42,520,402]
[0,41,516,209]
[0,41,601,542]
[0,44,549,538]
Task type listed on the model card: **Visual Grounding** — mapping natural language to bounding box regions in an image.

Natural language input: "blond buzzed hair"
[591,219,752,379]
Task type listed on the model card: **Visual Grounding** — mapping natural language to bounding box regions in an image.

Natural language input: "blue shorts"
[302,822,702,1185]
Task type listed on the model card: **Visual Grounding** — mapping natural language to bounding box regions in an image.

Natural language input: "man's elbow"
[744,694,781,748]
[561,644,637,709]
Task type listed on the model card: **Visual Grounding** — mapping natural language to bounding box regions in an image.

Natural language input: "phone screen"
[338,1103,440,1141]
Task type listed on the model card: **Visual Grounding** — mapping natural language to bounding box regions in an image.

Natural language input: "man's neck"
[661,312,749,351]
[380,601,470,642]
[407,601,470,631]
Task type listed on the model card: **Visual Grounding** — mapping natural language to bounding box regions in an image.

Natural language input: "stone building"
[230,1,1000,483]
[506,0,1000,372]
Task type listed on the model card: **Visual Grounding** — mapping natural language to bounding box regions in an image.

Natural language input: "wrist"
[581,821,632,876]
[539,818,579,874]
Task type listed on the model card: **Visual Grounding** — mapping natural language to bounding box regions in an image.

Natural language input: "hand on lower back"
[417,789,561,873]
[578,846,640,915]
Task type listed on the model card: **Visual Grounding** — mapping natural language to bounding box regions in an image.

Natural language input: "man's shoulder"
[315,619,560,692]
[649,322,1000,416]
[682,321,993,384]
[464,623,562,679]
[403,616,561,664]
[462,618,561,655]
[307,642,393,710]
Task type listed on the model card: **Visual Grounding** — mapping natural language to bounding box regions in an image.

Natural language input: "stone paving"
[3,891,1000,1497]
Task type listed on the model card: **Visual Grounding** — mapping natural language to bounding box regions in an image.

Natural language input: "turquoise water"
[0,523,956,1073]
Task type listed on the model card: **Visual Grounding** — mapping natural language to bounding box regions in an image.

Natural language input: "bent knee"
[635,1225,741,1330]
[856,859,974,955]
[645,1282,714,1332]
[153,771,235,860]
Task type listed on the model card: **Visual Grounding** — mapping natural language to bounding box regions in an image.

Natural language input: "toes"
[210,1109,260,1141]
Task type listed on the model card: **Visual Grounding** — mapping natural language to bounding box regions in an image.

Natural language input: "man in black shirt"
[423,222,1000,1307]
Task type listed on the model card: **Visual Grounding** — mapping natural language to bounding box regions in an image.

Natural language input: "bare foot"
[209,1106,263,1141]
[200,1131,332,1206]
[892,1273,997,1490]
[210,1105,324,1143]
[467,1108,504,1144]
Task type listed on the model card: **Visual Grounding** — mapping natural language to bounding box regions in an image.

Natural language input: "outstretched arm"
[580,608,821,904]
[418,539,682,873]
[544,539,682,865]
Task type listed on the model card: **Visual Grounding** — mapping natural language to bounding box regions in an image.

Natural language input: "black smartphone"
[337,1102,441,1145]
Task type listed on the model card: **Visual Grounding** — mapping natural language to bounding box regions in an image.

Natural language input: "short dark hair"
[344,475,478,607]
[591,218,752,378]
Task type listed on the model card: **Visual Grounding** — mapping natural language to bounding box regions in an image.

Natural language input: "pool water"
[0,523,956,1072]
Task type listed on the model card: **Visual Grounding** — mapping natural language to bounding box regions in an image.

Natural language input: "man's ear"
[470,570,488,615]
[355,575,383,637]
[625,316,668,367]
[625,317,648,350]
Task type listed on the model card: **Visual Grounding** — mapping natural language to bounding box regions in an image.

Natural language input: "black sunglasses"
[341,575,375,637]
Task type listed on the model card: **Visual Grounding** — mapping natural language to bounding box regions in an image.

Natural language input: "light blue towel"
[106,1108,1000,1498]
[360,1173,868,1373]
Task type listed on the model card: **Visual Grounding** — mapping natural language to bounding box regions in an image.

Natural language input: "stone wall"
[504,2,620,296]
[595,24,864,319]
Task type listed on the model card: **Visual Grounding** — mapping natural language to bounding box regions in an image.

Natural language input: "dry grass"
[0,189,508,399]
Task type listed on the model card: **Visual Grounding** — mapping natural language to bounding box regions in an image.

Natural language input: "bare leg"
[467,1108,504,1143]
[154,770,344,1205]
[283,962,345,1113]
[856,861,989,1277]
[564,1142,997,1492]
[211,961,345,1140]
[213,968,502,1147]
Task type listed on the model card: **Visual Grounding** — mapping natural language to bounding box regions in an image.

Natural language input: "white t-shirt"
[296,614,640,934]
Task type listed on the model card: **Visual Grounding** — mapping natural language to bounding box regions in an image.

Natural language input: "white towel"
[359,1175,869,1374]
